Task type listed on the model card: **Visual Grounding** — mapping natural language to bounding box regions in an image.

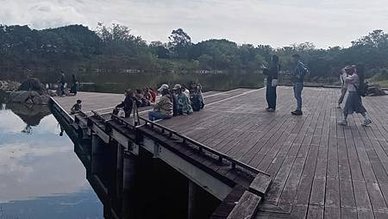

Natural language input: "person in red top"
[148,87,157,103]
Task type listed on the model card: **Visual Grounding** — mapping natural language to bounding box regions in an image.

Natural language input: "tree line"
[1,23,388,84]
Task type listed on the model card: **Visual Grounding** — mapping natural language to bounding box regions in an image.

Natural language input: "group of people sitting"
[113,82,205,121]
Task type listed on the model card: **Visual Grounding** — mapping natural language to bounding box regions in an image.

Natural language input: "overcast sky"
[0,0,387,48]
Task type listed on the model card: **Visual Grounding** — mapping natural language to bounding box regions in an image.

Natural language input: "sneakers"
[337,104,341,109]
[361,119,372,127]
[291,110,303,116]
[338,120,348,126]
[266,108,275,112]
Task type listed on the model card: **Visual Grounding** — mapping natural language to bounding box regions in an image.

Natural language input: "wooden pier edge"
[49,95,273,219]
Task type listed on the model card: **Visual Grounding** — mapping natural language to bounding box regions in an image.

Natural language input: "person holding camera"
[338,65,371,126]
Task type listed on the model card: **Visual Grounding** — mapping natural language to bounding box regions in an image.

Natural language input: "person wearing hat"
[174,84,193,115]
[338,65,371,126]
[149,84,173,121]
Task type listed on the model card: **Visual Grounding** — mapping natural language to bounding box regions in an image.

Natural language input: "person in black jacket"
[114,89,135,118]
[263,55,280,112]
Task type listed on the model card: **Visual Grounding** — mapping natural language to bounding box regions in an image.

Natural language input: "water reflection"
[0,104,102,218]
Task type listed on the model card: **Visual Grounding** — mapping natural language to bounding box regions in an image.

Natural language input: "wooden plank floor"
[54,87,388,218]
[157,86,388,219]
[53,89,253,114]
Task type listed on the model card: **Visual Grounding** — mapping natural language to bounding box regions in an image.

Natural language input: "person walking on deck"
[264,55,280,112]
[337,68,348,108]
[338,65,371,126]
[291,54,309,116]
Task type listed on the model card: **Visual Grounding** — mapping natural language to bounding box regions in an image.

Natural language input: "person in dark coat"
[70,74,78,95]
[114,89,135,118]
[263,55,280,112]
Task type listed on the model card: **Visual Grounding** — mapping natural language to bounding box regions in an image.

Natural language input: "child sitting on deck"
[70,99,82,114]
[148,84,173,121]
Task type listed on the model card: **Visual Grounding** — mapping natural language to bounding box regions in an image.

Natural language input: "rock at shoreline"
[18,78,46,94]
[0,80,21,91]
[9,91,50,105]
[8,78,50,105]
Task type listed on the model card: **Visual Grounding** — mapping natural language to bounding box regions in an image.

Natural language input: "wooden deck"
[54,87,388,218]
[157,86,388,218]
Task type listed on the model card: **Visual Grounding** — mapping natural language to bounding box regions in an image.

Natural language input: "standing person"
[337,68,348,108]
[70,74,78,96]
[59,71,66,96]
[338,65,371,126]
[148,84,173,121]
[113,89,135,118]
[291,54,309,116]
[264,55,280,112]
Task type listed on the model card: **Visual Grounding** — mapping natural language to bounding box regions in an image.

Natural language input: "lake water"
[0,103,103,219]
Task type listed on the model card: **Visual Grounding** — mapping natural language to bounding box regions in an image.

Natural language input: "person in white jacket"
[338,65,371,126]
[337,68,348,108]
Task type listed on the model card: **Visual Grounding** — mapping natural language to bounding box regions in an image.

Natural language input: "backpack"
[356,80,368,97]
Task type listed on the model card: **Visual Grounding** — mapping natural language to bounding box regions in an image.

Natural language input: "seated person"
[148,87,157,103]
[135,89,150,107]
[189,82,205,111]
[113,89,134,118]
[70,99,82,114]
[174,84,193,115]
[143,88,152,102]
[148,85,173,121]
[182,86,190,99]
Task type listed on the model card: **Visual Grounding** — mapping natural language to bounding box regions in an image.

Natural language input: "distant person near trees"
[263,55,280,112]
[148,84,173,121]
[70,74,78,96]
[291,54,309,116]
[338,65,371,126]
[59,71,66,96]
[337,68,348,108]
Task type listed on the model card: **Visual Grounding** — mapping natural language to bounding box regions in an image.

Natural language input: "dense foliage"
[1,24,388,86]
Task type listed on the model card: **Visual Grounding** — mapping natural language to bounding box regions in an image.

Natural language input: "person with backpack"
[263,55,280,112]
[291,54,309,116]
[338,65,371,126]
